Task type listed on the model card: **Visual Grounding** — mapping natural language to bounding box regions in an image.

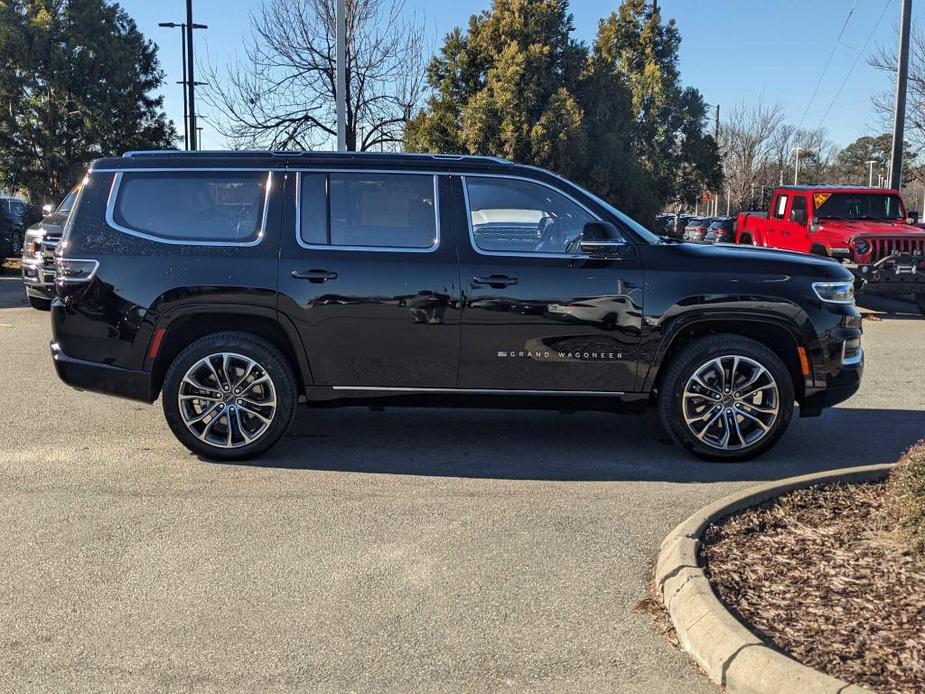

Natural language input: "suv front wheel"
[657,335,794,461]
[162,332,298,460]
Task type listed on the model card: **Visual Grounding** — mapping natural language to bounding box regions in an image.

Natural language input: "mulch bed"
[701,482,925,693]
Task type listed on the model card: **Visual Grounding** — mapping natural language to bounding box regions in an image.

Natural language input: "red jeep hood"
[822,219,925,240]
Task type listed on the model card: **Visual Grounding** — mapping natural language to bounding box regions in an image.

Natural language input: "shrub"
[887,439,925,555]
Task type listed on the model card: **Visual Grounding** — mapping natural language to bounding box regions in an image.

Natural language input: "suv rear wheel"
[915,293,925,315]
[162,332,297,460]
[657,335,794,461]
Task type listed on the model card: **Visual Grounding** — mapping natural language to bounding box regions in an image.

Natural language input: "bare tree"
[719,101,785,211]
[870,28,925,150]
[201,0,427,151]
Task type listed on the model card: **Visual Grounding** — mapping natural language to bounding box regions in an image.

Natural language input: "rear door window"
[298,172,438,250]
[790,196,807,224]
[112,171,270,244]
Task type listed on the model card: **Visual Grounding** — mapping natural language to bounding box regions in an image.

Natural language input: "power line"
[797,0,858,132]
[816,0,891,133]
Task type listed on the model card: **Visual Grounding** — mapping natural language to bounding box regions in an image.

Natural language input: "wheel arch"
[646,314,811,403]
[146,304,313,400]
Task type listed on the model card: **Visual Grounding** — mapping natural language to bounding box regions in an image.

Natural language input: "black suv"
[1,197,41,257]
[50,151,863,461]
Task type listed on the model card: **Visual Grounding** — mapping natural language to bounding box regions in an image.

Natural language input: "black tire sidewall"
[162,332,297,460]
[916,293,925,315]
[658,336,795,462]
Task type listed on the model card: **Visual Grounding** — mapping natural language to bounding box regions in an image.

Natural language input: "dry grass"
[702,482,925,693]
[1,257,20,275]
[888,442,925,555]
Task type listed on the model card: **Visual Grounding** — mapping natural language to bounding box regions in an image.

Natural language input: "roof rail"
[122,149,513,165]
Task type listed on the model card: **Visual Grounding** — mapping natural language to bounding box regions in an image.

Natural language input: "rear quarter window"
[111,171,270,244]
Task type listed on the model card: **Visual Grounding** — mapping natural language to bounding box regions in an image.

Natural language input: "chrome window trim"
[330,386,624,396]
[104,170,273,247]
[293,170,440,254]
[460,173,613,259]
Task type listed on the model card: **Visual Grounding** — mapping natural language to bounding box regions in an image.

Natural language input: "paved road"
[1,291,923,692]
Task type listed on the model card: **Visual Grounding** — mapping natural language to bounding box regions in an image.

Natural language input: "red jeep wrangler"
[736,185,925,312]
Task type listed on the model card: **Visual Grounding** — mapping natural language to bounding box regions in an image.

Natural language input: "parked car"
[736,185,925,312]
[50,150,862,462]
[704,217,735,244]
[1,197,41,257]
[683,217,711,242]
[21,186,79,310]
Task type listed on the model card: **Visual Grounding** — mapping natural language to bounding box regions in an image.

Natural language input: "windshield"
[56,187,79,216]
[814,192,904,221]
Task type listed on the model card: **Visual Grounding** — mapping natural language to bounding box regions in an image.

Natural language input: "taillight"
[54,258,99,285]
[54,258,98,304]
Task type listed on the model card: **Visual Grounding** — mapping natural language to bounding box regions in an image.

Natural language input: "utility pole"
[889,0,912,190]
[793,147,804,185]
[336,0,347,151]
[866,160,879,187]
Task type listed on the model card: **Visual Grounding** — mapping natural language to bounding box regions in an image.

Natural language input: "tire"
[8,231,22,258]
[916,293,925,315]
[739,233,753,245]
[162,331,298,460]
[657,335,794,462]
[28,295,52,311]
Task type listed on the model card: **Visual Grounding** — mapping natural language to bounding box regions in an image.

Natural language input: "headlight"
[854,239,871,254]
[812,281,855,304]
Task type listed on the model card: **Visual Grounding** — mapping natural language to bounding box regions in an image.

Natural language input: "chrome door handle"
[291,269,337,283]
[472,275,518,289]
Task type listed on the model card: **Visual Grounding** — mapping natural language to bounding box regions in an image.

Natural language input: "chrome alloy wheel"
[681,355,780,451]
[177,352,277,449]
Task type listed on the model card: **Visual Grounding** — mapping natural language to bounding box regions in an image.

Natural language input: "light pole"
[866,160,880,187]
[158,22,188,150]
[160,12,207,151]
[335,0,346,151]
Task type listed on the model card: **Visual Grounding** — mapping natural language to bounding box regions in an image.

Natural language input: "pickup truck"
[736,185,925,312]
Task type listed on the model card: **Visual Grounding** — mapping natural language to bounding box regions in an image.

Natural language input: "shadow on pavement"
[858,294,922,320]
[208,406,925,483]
[0,276,28,309]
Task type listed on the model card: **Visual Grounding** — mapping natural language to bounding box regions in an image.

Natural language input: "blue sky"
[119,0,909,150]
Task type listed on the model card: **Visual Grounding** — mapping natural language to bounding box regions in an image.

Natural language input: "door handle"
[291,269,338,283]
[472,274,518,289]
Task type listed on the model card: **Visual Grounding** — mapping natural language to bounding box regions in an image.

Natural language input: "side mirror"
[908,210,920,224]
[790,209,806,224]
[42,204,53,216]
[578,221,626,255]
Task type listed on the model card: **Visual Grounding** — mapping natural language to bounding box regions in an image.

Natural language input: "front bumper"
[800,349,863,416]
[51,341,154,403]
[21,258,56,299]
[848,261,925,295]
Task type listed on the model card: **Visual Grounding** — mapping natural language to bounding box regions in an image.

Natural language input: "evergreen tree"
[593,0,720,209]
[406,0,652,217]
[0,0,175,204]
[406,0,718,220]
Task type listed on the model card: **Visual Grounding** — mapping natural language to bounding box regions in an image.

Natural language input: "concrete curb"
[656,464,893,693]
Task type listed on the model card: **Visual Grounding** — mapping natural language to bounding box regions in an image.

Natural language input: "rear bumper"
[50,341,154,403]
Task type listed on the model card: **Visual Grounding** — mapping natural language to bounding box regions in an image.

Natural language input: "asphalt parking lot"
[2,272,924,693]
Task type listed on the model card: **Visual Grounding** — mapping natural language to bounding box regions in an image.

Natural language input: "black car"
[1,197,41,257]
[704,217,735,244]
[50,151,863,462]
[21,186,79,309]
